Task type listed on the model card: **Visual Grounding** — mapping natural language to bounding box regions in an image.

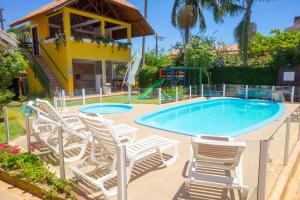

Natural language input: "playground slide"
[139,78,165,100]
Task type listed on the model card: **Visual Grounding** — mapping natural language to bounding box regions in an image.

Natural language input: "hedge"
[210,67,278,85]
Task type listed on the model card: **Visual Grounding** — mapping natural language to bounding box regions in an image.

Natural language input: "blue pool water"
[80,104,133,114]
[135,98,285,136]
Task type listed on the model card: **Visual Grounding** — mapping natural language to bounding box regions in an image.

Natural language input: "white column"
[176,87,179,102]
[284,117,291,166]
[62,90,66,108]
[201,84,204,97]
[291,86,295,103]
[3,107,9,144]
[223,84,226,97]
[257,140,268,200]
[25,114,31,152]
[58,125,65,179]
[189,85,192,99]
[82,89,86,105]
[158,88,162,105]
[128,85,131,104]
[117,144,127,200]
[100,87,103,103]
[245,85,249,99]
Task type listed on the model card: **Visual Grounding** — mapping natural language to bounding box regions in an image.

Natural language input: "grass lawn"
[0,102,26,143]
[65,95,159,107]
[0,120,25,143]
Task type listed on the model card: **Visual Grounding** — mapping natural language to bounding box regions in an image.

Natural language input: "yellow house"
[11,0,154,96]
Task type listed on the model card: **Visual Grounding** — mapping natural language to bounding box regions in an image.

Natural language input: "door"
[31,26,39,55]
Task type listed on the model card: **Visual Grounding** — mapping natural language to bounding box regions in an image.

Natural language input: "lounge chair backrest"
[35,98,66,125]
[192,137,245,166]
[79,113,119,157]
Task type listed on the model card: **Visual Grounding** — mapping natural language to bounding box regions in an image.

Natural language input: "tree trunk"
[242,0,253,67]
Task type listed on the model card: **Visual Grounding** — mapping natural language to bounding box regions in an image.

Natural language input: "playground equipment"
[138,78,165,100]
[159,67,187,86]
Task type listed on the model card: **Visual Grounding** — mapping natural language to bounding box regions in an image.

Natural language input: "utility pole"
[141,0,148,65]
[155,34,165,57]
[0,7,4,30]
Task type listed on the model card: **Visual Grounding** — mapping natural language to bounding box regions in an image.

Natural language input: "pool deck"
[12,97,300,200]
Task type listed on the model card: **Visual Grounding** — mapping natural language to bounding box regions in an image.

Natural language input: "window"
[283,72,295,81]
[48,13,64,38]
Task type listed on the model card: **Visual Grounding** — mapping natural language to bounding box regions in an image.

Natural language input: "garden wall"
[211,67,278,85]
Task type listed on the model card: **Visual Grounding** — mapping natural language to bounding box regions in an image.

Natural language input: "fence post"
[117,144,127,200]
[25,114,31,152]
[189,85,192,100]
[128,85,131,104]
[58,125,65,179]
[201,84,204,97]
[54,97,57,108]
[100,87,103,104]
[3,107,9,144]
[82,89,86,105]
[291,86,295,103]
[62,90,66,108]
[223,84,226,97]
[245,85,249,99]
[257,140,268,200]
[284,117,291,166]
[158,88,162,105]
[272,86,275,91]
[176,87,179,102]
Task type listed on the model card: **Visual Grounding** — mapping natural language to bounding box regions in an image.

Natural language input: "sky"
[1,0,300,52]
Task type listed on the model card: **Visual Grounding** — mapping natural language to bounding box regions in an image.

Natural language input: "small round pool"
[80,104,133,114]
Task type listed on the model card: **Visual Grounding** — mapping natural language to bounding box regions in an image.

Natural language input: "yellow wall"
[25,64,44,94]
[29,7,132,94]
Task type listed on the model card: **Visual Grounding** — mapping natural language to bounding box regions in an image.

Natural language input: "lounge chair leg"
[241,189,249,200]
[160,144,179,166]
[185,179,191,192]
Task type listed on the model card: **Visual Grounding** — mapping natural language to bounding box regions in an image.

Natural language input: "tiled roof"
[10,0,137,27]
[0,29,19,46]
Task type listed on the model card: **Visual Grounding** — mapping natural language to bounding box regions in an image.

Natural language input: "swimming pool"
[135,98,285,136]
[80,104,133,114]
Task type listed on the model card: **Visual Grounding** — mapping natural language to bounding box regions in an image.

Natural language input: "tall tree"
[141,0,148,65]
[234,0,266,67]
[172,0,243,44]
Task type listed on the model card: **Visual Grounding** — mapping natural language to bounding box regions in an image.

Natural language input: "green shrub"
[138,65,159,88]
[0,145,75,199]
[211,67,277,85]
[0,91,14,110]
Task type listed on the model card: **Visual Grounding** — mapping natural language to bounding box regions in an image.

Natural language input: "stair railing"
[20,47,50,96]
[39,43,68,85]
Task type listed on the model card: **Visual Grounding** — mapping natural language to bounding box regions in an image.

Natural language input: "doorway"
[31,26,39,55]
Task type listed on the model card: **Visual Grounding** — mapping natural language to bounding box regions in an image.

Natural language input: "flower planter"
[0,169,66,200]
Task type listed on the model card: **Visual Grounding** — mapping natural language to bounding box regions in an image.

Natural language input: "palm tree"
[172,0,243,44]
[234,0,266,67]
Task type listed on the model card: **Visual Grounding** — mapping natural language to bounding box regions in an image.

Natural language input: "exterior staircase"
[33,55,63,95]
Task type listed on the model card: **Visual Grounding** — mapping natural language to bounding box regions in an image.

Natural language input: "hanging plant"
[91,37,102,47]
[73,33,83,43]
[54,30,66,51]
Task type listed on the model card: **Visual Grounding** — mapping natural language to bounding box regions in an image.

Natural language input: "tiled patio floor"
[11,98,300,200]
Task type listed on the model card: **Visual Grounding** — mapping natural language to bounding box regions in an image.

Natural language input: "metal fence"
[54,84,299,107]
[2,89,300,200]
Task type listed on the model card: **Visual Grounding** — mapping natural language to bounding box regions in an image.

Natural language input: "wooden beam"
[71,19,99,29]
[104,0,120,20]
[74,29,95,35]
[87,0,101,15]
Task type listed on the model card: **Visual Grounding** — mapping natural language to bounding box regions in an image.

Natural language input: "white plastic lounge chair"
[31,114,89,163]
[32,99,138,141]
[71,113,179,197]
[185,135,249,200]
[27,101,137,163]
